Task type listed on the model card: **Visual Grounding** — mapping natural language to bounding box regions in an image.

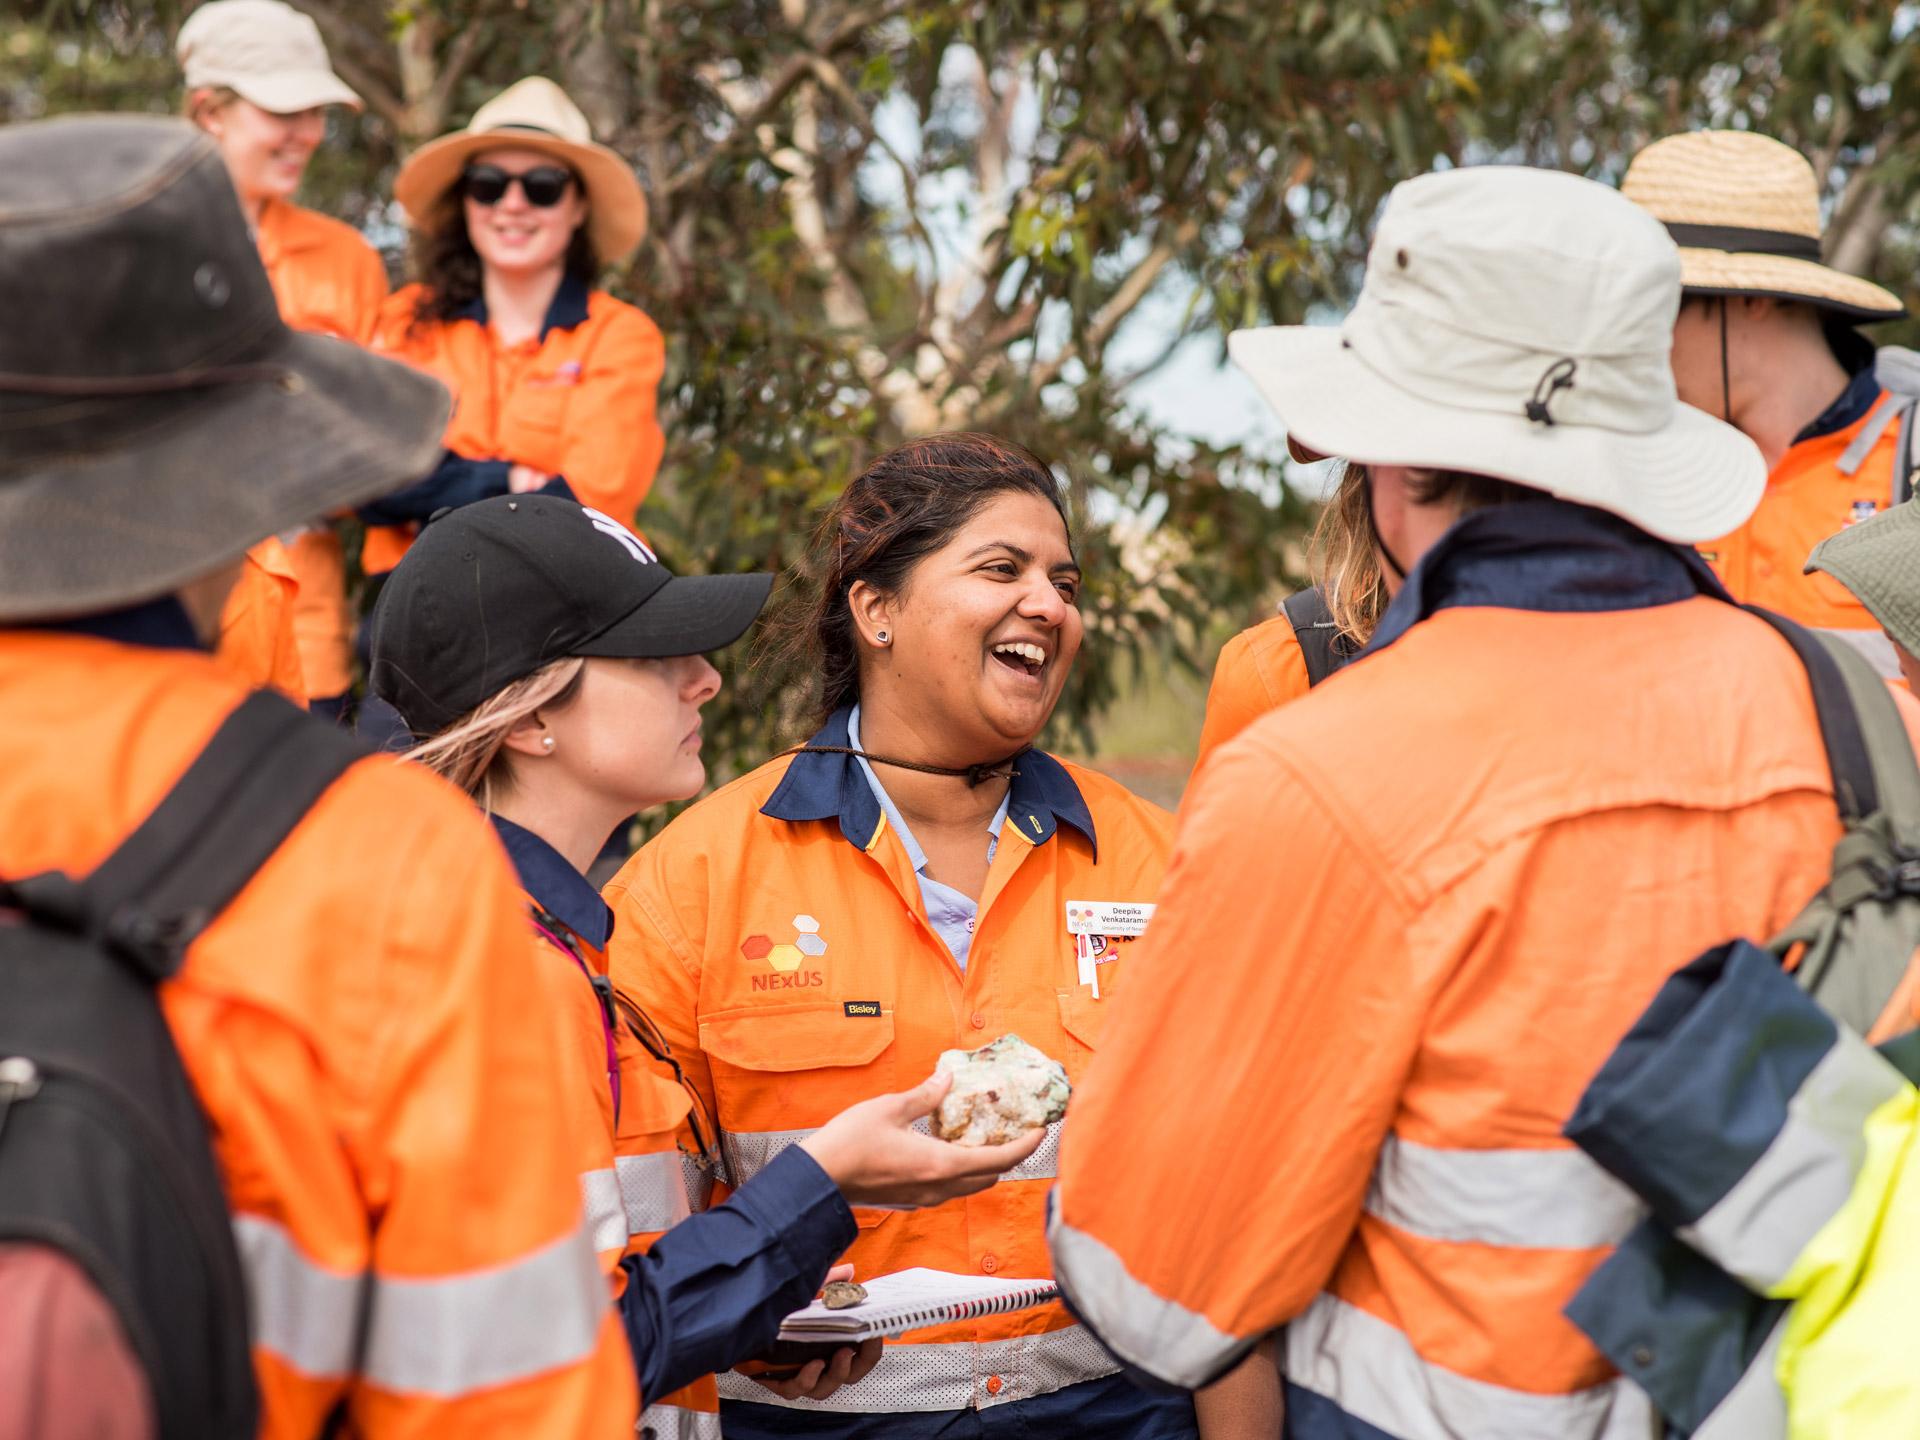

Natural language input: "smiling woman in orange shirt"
[365,77,666,577]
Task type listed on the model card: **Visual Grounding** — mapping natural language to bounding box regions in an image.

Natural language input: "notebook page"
[778,1267,1058,1340]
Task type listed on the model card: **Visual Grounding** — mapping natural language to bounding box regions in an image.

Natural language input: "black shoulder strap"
[1282,586,1345,689]
[1742,607,1878,820]
[12,691,366,980]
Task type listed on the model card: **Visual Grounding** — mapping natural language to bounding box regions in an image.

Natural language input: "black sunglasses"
[461,163,577,208]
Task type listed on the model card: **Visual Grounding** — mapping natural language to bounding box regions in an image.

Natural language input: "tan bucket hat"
[1622,131,1904,324]
[393,77,647,266]
[177,0,361,114]
[1229,165,1766,546]
[0,116,450,621]
[1806,499,1920,659]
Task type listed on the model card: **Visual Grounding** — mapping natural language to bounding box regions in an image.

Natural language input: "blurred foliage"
[7,0,1920,807]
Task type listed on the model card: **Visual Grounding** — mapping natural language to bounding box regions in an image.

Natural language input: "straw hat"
[1622,131,1903,324]
[1230,166,1766,546]
[393,77,647,266]
[0,117,449,621]
[177,0,361,114]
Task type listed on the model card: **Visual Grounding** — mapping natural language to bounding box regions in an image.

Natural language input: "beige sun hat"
[177,0,361,114]
[1229,165,1767,546]
[393,77,647,266]
[1622,131,1904,323]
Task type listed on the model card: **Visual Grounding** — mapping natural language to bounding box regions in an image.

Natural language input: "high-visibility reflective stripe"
[714,1324,1115,1412]
[1046,1201,1242,1388]
[1366,1134,1645,1250]
[1693,1316,1788,1440]
[1677,1029,1906,1292]
[361,1226,608,1397]
[1286,1294,1657,1440]
[1816,626,1900,682]
[639,1401,723,1439]
[680,1152,714,1214]
[722,1119,1061,1188]
[233,1213,364,1381]
[582,1168,628,1254]
[618,1151,694,1234]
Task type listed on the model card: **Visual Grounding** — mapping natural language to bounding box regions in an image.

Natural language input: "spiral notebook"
[776,1267,1059,1342]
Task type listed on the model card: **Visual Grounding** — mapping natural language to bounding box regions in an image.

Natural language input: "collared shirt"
[490,812,614,949]
[1795,363,1882,445]
[845,704,1009,969]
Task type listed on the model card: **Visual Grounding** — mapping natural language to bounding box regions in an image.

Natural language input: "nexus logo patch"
[843,1000,882,1018]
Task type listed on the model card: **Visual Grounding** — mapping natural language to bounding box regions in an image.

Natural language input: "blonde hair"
[1311,462,1389,646]
[404,657,585,810]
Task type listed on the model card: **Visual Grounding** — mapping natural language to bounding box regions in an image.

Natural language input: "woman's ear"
[846,580,897,649]
[499,710,554,761]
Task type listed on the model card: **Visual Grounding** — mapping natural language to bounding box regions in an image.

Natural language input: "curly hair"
[407,186,601,332]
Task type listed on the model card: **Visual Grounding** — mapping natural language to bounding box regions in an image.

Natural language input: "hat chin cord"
[1720,298,1733,424]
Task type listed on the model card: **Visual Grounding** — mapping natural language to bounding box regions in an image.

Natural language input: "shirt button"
[966,917,976,933]
[981,1253,999,1273]
[970,1012,986,1030]
[985,1375,1004,1396]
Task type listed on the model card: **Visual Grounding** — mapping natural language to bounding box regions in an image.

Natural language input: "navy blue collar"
[1360,499,1729,660]
[1793,365,1882,446]
[32,596,204,651]
[453,273,593,340]
[761,707,1098,859]
[490,813,613,949]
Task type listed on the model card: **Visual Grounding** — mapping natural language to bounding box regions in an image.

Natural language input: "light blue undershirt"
[847,704,1008,969]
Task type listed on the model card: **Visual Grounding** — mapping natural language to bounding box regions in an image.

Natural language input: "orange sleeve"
[343,797,636,1436]
[216,541,306,704]
[1050,727,1424,1383]
[558,306,666,526]
[603,843,716,1128]
[1193,617,1309,776]
[344,235,390,346]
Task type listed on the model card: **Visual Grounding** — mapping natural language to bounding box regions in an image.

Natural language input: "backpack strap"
[8,691,366,982]
[1282,586,1349,690]
[1747,608,1920,1034]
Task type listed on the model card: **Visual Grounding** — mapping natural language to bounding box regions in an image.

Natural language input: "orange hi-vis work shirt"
[217,535,306,702]
[1701,368,1916,679]
[1194,610,1310,774]
[1050,508,1920,1439]
[488,815,722,1440]
[364,277,666,574]
[605,711,1176,1419]
[0,606,635,1440]
[256,198,389,700]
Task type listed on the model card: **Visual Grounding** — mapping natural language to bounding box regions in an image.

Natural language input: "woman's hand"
[799,1071,1046,1208]
[507,463,552,494]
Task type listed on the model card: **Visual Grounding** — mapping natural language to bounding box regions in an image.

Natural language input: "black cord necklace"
[779,745,1025,788]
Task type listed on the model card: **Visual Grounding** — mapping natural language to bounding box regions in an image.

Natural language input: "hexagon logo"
[767,942,806,973]
[797,933,827,957]
[793,914,820,934]
[740,934,773,961]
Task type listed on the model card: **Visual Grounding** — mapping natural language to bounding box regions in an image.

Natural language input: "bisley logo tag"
[843,1001,882,1018]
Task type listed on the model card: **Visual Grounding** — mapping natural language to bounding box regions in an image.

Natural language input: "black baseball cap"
[369,495,774,735]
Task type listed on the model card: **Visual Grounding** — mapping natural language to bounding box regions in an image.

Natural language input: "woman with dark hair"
[365,77,665,578]
[605,433,1216,1439]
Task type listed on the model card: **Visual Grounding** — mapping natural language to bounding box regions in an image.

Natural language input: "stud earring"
[875,630,890,645]
[541,736,556,751]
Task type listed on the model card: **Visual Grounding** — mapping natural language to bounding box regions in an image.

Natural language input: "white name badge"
[1065,901,1156,937]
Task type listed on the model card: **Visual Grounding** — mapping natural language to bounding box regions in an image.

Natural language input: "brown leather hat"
[0,115,451,622]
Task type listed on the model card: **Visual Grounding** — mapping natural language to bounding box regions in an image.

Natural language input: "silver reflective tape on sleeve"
[361,1224,608,1397]
[1814,626,1902,682]
[637,1400,723,1438]
[1693,1316,1790,1439]
[1678,1030,1908,1292]
[617,1151,694,1235]
[1286,1294,1658,1440]
[232,1213,366,1381]
[582,1168,629,1254]
[1365,1134,1646,1250]
[715,1325,1114,1412]
[1045,1201,1241,1389]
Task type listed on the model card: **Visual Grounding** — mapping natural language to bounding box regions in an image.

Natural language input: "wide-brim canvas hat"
[0,116,450,622]
[1230,166,1767,546]
[393,77,647,266]
[177,0,362,114]
[1806,501,1920,658]
[1623,131,1904,324]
